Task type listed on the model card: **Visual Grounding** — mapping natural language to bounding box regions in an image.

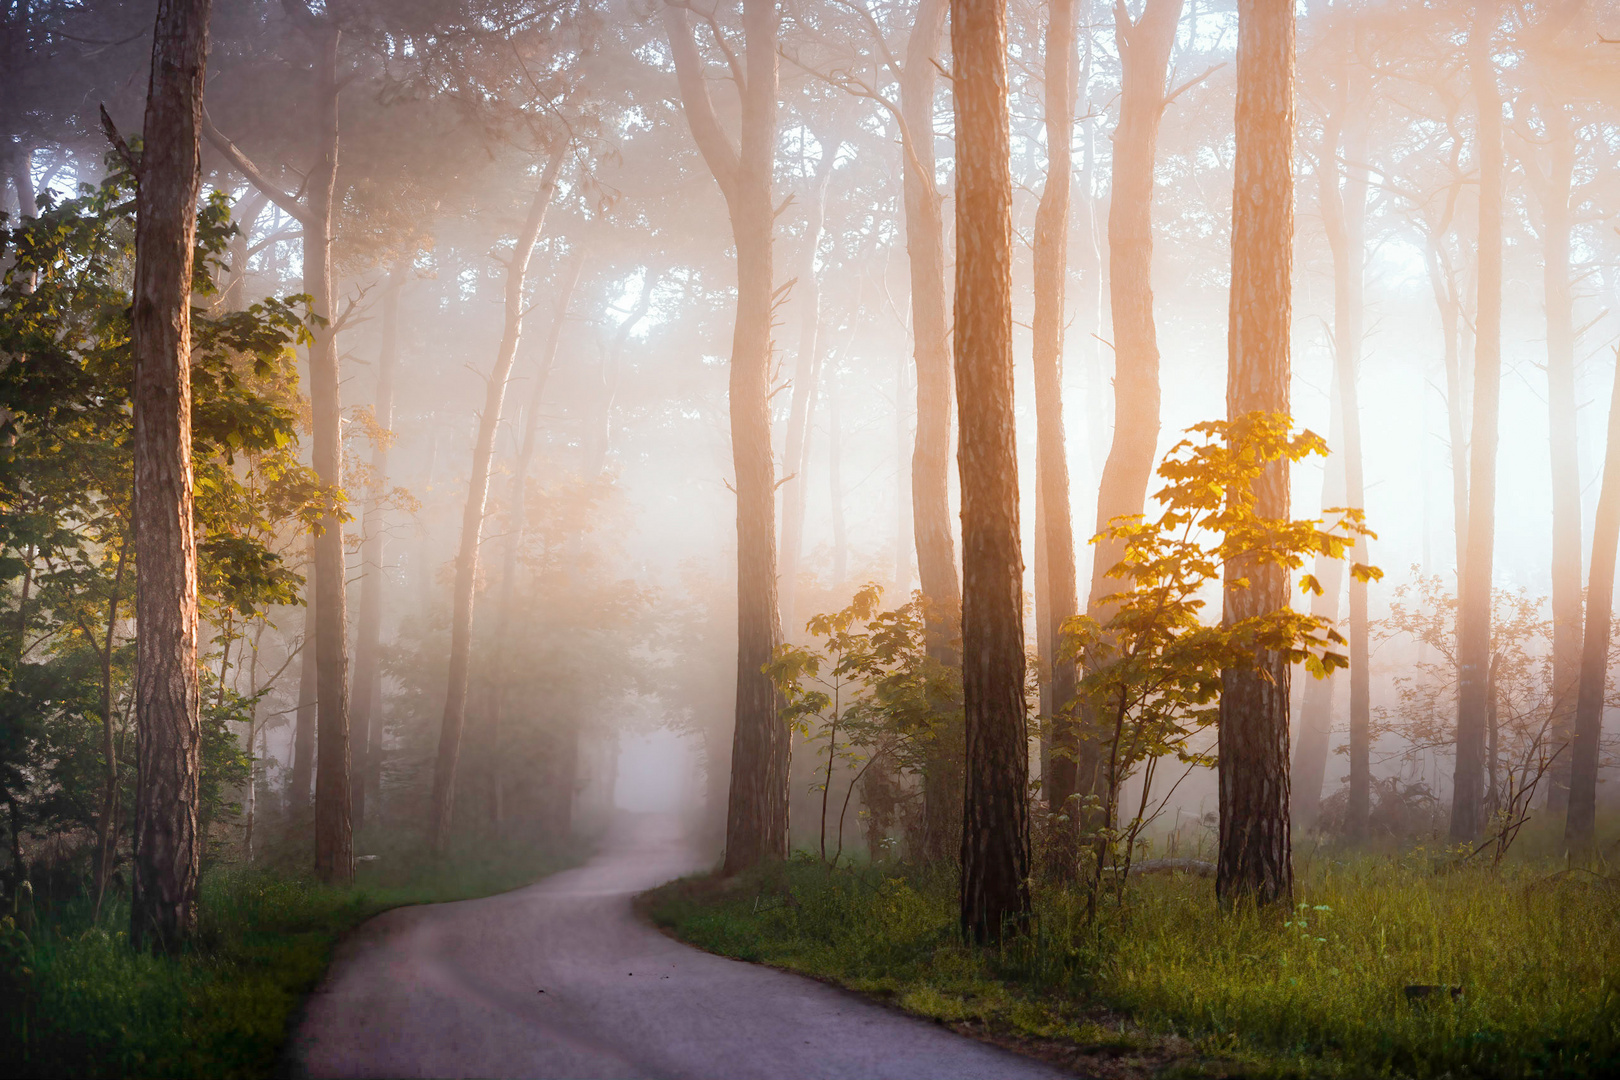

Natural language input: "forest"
[1,0,1618,1077]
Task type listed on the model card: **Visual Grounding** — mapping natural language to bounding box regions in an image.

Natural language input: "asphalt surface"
[292,813,1073,1079]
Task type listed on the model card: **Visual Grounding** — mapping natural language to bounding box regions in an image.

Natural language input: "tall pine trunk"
[1217,0,1296,909]
[430,151,565,852]
[1565,349,1620,857]
[953,0,1030,945]
[1452,0,1504,843]
[130,0,211,952]
[351,264,405,833]
[1033,0,1080,814]
[664,1,789,873]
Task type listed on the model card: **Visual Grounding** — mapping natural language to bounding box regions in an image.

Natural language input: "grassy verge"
[3,829,582,1079]
[641,850,1620,1078]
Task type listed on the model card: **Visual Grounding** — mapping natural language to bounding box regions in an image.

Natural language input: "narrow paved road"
[293,814,1073,1079]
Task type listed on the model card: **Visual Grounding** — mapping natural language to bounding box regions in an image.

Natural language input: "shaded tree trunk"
[1033,0,1080,815]
[664,1,788,874]
[290,548,316,812]
[130,0,211,952]
[92,545,128,921]
[1452,0,1503,843]
[1565,346,1620,858]
[953,0,1030,945]
[430,150,565,853]
[351,264,405,833]
[1217,0,1295,909]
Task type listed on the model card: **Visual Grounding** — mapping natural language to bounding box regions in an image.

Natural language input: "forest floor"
[642,833,1620,1079]
[2,822,582,1079]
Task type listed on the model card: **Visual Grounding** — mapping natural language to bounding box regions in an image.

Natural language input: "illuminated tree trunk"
[1535,104,1580,815]
[130,0,211,952]
[1033,0,1080,814]
[1565,347,1620,858]
[430,150,565,853]
[351,265,405,833]
[1217,0,1295,909]
[779,152,834,635]
[1290,403,1343,831]
[664,0,789,873]
[953,0,1030,944]
[1452,0,1503,843]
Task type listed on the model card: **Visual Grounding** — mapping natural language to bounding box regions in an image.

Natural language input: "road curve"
[292,813,1073,1079]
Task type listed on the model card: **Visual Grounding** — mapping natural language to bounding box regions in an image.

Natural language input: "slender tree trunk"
[1539,105,1580,815]
[896,351,913,598]
[1317,57,1372,840]
[828,366,848,584]
[92,545,129,921]
[430,150,565,853]
[780,154,835,634]
[1427,238,1468,576]
[290,548,316,811]
[665,1,788,874]
[304,25,353,885]
[220,187,267,312]
[953,0,1030,945]
[1452,0,1503,843]
[130,0,211,952]
[1033,0,1080,815]
[1089,0,1180,613]
[1565,348,1620,857]
[351,265,405,834]
[488,246,583,825]
[1217,0,1295,909]
[1291,401,1345,830]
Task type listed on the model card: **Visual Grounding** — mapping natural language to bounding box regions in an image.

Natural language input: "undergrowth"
[2,826,581,1080]
[643,847,1620,1078]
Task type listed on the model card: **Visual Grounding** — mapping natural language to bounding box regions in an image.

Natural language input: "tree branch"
[201,110,311,227]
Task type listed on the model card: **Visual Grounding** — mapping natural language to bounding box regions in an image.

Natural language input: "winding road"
[292,813,1073,1079]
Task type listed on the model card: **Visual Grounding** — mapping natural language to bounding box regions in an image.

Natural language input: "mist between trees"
[3,0,1620,967]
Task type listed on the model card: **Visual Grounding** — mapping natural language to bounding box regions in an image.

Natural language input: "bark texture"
[1452,0,1503,843]
[1218,0,1295,910]
[953,0,1030,944]
[130,0,211,953]
[1565,349,1620,857]
[430,151,564,852]
[664,1,790,874]
[1033,0,1080,813]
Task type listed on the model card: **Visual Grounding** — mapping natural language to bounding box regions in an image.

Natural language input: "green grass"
[642,849,1620,1078]
[3,829,581,1079]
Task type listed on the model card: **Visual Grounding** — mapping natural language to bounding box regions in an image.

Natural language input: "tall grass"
[646,848,1620,1077]
[3,828,581,1079]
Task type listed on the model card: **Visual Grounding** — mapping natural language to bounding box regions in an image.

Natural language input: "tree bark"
[1291,401,1344,830]
[1217,0,1295,910]
[351,264,405,834]
[1451,0,1503,843]
[430,150,565,853]
[664,0,788,874]
[290,546,316,811]
[953,0,1030,944]
[1033,0,1080,814]
[130,0,210,953]
[1565,349,1620,857]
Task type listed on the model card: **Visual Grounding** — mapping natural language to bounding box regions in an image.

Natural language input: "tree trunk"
[130,0,210,953]
[664,1,789,874]
[306,25,352,885]
[1089,0,1180,612]
[1033,0,1080,815]
[351,264,405,834]
[1217,0,1295,910]
[220,187,267,312]
[953,0,1030,945]
[1538,104,1580,815]
[779,153,835,635]
[1452,0,1503,843]
[1426,236,1468,577]
[828,365,847,584]
[1565,346,1620,858]
[1316,54,1372,841]
[430,150,565,853]
[487,246,583,825]
[896,351,913,598]
[92,545,129,921]
[1291,401,1345,831]
[290,546,316,812]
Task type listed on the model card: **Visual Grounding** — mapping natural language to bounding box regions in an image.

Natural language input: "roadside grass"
[642,847,1620,1078]
[3,826,582,1079]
